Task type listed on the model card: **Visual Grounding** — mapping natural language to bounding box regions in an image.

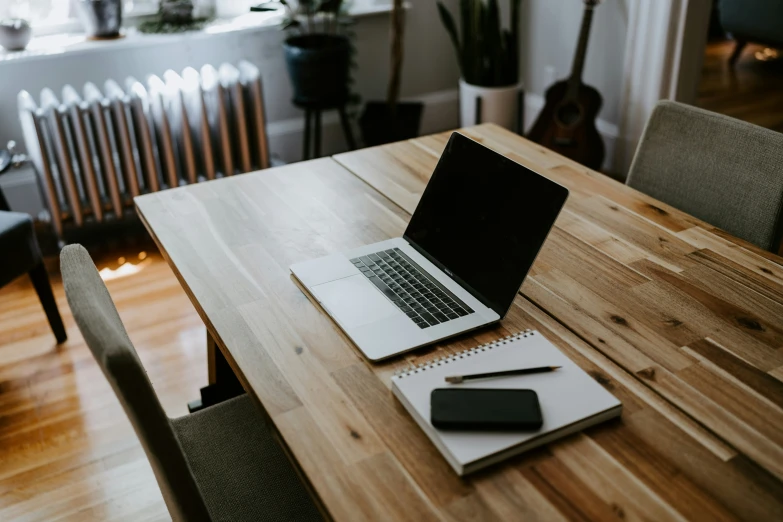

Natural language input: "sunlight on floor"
[98,251,151,281]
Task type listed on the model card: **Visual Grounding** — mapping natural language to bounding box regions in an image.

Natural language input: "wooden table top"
[136,126,783,521]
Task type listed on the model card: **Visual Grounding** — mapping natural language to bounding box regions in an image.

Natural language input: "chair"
[60,244,322,522]
[0,177,66,342]
[626,100,783,253]
[718,0,783,65]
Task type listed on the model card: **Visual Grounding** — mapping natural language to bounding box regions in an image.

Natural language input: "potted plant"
[359,0,423,146]
[281,0,352,106]
[437,0,523,130]
[77,0,123,39]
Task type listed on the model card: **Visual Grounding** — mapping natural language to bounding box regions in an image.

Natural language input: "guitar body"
[527,0,605,170]
[528,80,605,170]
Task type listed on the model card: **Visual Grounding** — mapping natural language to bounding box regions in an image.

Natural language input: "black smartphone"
[430,388,543,431]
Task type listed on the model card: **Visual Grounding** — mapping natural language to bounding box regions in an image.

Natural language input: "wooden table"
[136,125,783,521]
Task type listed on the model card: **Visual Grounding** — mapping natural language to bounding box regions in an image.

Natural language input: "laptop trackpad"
[312,274,400,329]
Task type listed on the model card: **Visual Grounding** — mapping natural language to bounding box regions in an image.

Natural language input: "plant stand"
[297,99,356,160]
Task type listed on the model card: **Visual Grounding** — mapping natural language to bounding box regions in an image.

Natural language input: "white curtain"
[614,0,711,177]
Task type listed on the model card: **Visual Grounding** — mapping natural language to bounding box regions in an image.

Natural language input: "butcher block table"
[136,124,783,521]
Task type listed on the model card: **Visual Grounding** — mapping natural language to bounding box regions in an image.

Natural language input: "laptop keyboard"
[350,248,474,329]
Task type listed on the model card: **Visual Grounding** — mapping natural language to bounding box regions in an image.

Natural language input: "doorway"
[696,3,783,132]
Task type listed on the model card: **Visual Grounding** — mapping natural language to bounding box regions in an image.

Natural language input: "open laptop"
[291,132,569,361]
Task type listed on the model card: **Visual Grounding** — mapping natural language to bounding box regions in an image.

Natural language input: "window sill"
[0,2,397,65]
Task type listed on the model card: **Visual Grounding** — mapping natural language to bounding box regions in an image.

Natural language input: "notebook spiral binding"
[392,329,536,380]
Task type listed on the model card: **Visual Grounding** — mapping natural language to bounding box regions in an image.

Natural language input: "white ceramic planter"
[215,0,251,18]
[459,79,522,130]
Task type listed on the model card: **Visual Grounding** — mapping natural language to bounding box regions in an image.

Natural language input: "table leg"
[338,106,356,150]
[303,109,312,161]
[314,110,322,158]
[188,330,244,412]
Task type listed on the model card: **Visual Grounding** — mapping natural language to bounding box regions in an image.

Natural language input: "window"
[0,0,158,31]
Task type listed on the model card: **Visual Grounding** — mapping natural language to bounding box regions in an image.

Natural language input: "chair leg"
[338,106,356,150]
[314,110,322,158]
[29,262,67,344]
[303,109,312,161]
[728,39,747,66]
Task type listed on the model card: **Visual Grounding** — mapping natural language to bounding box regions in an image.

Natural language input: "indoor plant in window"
[281,0,353,106]
[437,0,523,130]
[358,0,423,146]
[77,0,123,39]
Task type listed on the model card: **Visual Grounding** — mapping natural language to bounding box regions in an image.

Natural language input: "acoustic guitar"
[528,0,604,170]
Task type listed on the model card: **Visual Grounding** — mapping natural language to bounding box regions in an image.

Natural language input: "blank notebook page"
[392,330,622,468]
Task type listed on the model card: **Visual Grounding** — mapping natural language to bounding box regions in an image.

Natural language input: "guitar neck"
[567,3,596,93]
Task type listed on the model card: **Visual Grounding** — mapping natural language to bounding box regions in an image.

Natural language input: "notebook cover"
[391,330,622,475]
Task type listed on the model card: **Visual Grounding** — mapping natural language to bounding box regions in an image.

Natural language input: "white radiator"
[17,60,270,239]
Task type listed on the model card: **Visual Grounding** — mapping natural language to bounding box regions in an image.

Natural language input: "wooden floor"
[0,245,205,521]
[697,40,783,132]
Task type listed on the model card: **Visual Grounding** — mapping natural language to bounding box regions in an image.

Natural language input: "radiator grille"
[17,60,270,239]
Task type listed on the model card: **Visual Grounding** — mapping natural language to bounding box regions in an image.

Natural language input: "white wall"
[1,0,630,216]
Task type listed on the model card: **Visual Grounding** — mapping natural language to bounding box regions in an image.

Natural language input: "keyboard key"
[420,313,439,325]
[405,311,418,318]
[433,312,448,322]
[367,276,397,300]
[446,313,459,319]
[360,256,375,266]
[368,254,381,262]
[400,305,412,312]
[454,308,468,316]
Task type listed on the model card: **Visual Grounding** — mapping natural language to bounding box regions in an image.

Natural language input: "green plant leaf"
[485,0,502,85]
[437,2,462,76]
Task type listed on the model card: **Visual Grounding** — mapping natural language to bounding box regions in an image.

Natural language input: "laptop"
[291,132,569,361]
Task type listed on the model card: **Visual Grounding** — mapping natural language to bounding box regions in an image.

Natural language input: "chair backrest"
[61,244,211,522]
[626,100,783,252]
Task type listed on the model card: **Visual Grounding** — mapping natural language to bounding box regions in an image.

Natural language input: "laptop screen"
[403,133,568,317]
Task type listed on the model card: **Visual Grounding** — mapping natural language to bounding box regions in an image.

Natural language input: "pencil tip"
[552,366,562,370]
[445,376,463,384]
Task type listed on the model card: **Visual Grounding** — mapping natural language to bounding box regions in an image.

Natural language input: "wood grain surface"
[335,124,783,485]
[136,146,783,521]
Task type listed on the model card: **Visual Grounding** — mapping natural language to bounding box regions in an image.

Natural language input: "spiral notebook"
[391,330,622,475]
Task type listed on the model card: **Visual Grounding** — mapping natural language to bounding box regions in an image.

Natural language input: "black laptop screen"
[403,133,568,317]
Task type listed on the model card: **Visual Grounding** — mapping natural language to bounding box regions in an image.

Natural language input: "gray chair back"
[61,244,211,521]
[627,100,783,252]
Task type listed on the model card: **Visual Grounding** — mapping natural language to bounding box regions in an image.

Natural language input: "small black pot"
[359,102,424,146]
[284,34,350,105]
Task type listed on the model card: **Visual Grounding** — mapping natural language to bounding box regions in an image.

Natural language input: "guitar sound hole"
[556,103,583,126]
